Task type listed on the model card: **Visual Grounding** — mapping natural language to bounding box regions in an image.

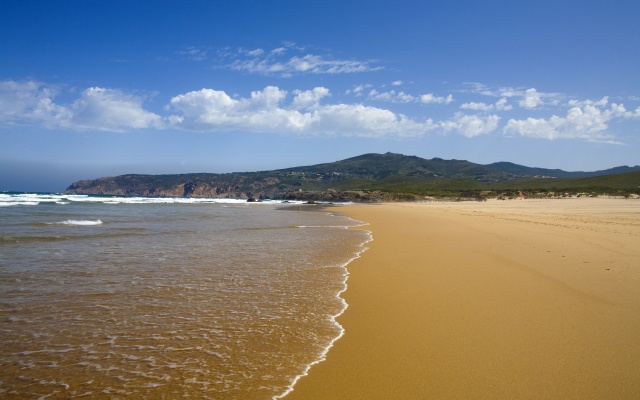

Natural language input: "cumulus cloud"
[495,98,512,111]
[69,88,163,131]
[167,86,436,137]
[290,87,330,110]
[518,88,543,109]
[391,80,402,86]
[0,80,162,131]
[440,112,500,137]
[460,97,512,111]
[363,90,453,105]
[420,93,453,104]
[503,102,628,142]
[462,83,561,109]
[567,96,609,108]
[368,90,415,103]
[460,102,493,111]
[624,105,640,120]
[0,80,69,126]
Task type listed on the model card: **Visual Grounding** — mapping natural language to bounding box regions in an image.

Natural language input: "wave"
[0,192,306,206]
[1,235,67,243]
[273,213,372,400]
[49,219,104,226]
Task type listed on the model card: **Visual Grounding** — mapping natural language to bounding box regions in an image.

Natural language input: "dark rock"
[246,197,257,202]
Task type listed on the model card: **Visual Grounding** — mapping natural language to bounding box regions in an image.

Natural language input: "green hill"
[65,153,640,199]
[485,161,640,178]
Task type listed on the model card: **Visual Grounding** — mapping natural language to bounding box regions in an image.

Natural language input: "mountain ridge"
[65,153,640,199]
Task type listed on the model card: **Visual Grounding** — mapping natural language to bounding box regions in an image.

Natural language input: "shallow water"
[0,193,369,399]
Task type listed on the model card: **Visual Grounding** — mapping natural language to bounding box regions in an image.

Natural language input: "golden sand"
[286,198,640,399]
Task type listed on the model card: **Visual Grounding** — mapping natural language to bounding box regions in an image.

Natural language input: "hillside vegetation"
[65,153,640,200]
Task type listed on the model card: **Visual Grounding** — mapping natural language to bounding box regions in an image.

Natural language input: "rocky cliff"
[65,176,270,199]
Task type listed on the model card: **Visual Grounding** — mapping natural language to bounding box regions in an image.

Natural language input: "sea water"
[0,193,370,399]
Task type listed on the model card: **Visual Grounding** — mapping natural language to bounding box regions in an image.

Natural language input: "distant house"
[327,189,335,191]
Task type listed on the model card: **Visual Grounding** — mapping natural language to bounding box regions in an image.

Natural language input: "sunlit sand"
[287,198,640,399]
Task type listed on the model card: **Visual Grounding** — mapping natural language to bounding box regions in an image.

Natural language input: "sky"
[1,0,639,192]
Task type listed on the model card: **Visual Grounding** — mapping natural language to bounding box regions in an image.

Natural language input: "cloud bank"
[504,102,633,142]
[2,80,638,142]
[167,86,435,137]
[0,80,162,131]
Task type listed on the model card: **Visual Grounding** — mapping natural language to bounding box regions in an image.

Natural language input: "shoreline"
[274,212,373,399]
[285,198,640,399]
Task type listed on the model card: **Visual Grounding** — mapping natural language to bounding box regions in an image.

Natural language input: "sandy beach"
[286,198,640,399]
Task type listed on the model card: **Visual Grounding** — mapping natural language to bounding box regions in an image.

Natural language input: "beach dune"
[287,199,640,399]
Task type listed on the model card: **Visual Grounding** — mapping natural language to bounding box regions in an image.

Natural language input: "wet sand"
[286,199,640,399]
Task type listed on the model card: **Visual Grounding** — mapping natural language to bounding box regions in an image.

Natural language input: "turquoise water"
[0,193,369,399]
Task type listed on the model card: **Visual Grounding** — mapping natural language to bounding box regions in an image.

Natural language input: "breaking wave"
[50,219,103,225]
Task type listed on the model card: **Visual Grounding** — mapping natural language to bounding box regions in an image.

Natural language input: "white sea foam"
[0,192,305,206]
[52,219,103,226]
[273,213,372,400]
[296,225,350,229]
[0,201,40,207]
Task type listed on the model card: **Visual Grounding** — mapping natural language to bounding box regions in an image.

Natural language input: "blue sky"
[1,0,639,192]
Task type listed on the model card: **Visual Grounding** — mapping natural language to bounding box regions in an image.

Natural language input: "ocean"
[0,193,370,399]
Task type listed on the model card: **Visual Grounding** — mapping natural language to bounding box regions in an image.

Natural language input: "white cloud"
[0,80,69,126]
[440,112,500,137]
[167,86,436,137]
[460,82,496,96]
[244,48,264,56]
[462,83,563,109]
[179,47,208,61]
[229,51,382,76]
[363,90,453,105]
[460,102,493,111]
[0,80,162,131]
[69,88,163,131]
[420,93,453,104]
[352,84,372,96]
[567,96,609,108]
[623,105,640,120]
[368,90,415,103]
[503,103,628,141]
[518,88,543,109]
[391,80,402,86]
[460,97,512,111]
[495,98,512,111]
[290,87,331,110]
